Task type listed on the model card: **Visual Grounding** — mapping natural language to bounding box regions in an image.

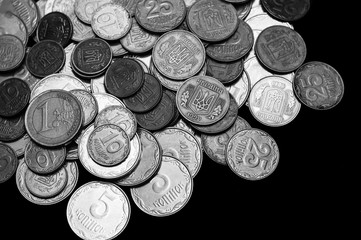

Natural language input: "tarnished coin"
[261,0,310,21]
[202,116,251,165]
[226,70,251,108]
[293,61,344,110]
[67,181,131,240]
[0,133,30,157]
[93,93,125,112]
[176,76,230,125]
[70,13,96,42]
[95,106,137,139]
[226,128,279,180]
[0,35,25,72]
[131,155,193,217]
[0,12,28,45]
[206,57,244,84]
[0,143,18,183]
[152,30,205,80]
[91,3,131,40]
[164,89,180,126]
[70,89,98,126]
[26,40,65,78]
[0,78,30,117]
[235,1,253,20]
[0,114,26,142]
[135,0,186,33]
[25,90,83,147]
[75,0,112,24]
[155,128,202,177]
[255,25,306,73]
[0,64,39,91]
[248,75,301,127]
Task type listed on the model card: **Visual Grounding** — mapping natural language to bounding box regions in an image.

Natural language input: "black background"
[0,0,356,238]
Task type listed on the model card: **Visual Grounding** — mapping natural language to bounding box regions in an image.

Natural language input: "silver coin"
[171,118,203,151]
[70,89,98,127]
[59,43,77,77]
[91,76,106,94]
[124,55,150,73]
[226,70,251,108]
[92,93,125,112]
[245,2,264,21]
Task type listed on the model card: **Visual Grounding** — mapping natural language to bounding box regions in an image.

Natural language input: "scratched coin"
[226,70,251,108]
[0,12,28,45]
[0,143,18,183]
[67,181,131,240]
[293,61,344,110]
[131,155,193,217]
[70,89,98,127]
[261,0,310,21]
[0,133,30,157]
[0,35,25,72]
[205,57,244,84]
[0,114,26,142]
[75,0,112,24]
[93,93,125,112]
[0,78,30,117]
[226,128,279,180]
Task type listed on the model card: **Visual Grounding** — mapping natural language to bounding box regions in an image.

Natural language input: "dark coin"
[164,89,180,126]
[123,73,162,113]
[0,78,30,117]
[0,114,25,142]
[224,0,250,2]
[205,57,244,84]
[261,0,310,21]
[26,40,65,78]
[105,58,145,98]
[0,142,18,183]
[0,11,28,46]
[0,35,25,72]
[234,1,253,20]
[37,11,73,47]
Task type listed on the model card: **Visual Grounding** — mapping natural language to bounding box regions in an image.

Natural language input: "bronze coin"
[0,114,26,142]
[205,57,244,84]
[0,78,30,117]
[261,0,310,21]
[0,11,28,46]
[0,35,25,72]
[0,142,18,183]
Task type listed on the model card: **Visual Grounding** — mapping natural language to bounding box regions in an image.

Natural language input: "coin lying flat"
[0,143,18,183]
[75,0,112,24]
[206,57,244,84]
[0,9,28,45]
[0,78,30,117]
[226,70,251,108]
[0,134,30,157]
[67,181,131,240]
[70,89,98,127]
[93,93,125,112]
[0,35,25,72]
[261,0,310,21]
[0,114,26,142]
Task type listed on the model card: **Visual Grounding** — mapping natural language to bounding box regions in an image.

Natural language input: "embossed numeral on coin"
[90,191,116,219]
[152,173,170,194]
[144,0,173,18]
[38,101,53,132]
[244,138,271,170]
[36,150,59,169]
[97,13,116,32]
[0,82,19,103]
[299,74,328,101]
[100,131,124,153]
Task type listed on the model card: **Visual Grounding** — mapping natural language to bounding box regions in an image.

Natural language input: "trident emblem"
[192,89,214,112]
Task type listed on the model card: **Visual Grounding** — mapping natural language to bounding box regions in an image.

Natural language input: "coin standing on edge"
[0,143,18,183]
[0,35,25,72]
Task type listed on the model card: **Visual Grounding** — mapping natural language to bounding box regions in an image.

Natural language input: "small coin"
[293,61,344,110]
[0,78,30,117]
[261,0,310,21]
[176,75,230,125]
[152,30,205,80]
[51,0,76,16]
[205,57,244,84]
[0,143,18,183]
[70,13,96,42]
[226,128,279,180]
[93,92,125,112]
[0,12,28,45]
[202,116,251,165]
[226,70,251,108]
[0,114,26,142]
[25,90,83,147]
[235,1,253,20]
[74,0,112,24]
[91,3,131,40]
[131,155,193,217]
[0,134,30,157]
[67,181,131,240]
[0,35,25,72]
[70,89,98,126]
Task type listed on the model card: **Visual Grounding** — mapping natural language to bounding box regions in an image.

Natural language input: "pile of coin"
[0,0,345,239]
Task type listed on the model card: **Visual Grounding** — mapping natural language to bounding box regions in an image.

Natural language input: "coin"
[75,0,112,24]
[224,0,250,2]
[176,75,230,125]
[149,59,184,91]
[0,133,30,157]
[70,89,98,126]
[70,13,96,42]
[91,76,106,94]
[293,61,344,110]
[205,57,244,84]
[235,1,253,20]
[0,143,18,183]
[202,116,251,165]
[25,90,83,147]
[171,118,202,151]
[108,40,128,57]
[124,53,152,72]
[36,0,48,18]
[0,12,28,45]
[246,12,294,31]
[67,181,131,240]
[261,0,310,21]
[248,75,301,126]
[164,89,180,126]
[91,3,131,40]
[187,0,238,42]
[0,114,26,142]
[114,0,138,16]
[226,128,279,180]
[152,30,205,80]
[131,155,193,217]
[0,78,30,117]
[0,35,25,72]
[51,0,76,15]
[0,64,40,91]
[105,58,145,98]
[226,70,251,108]
[66,143,78,160]
[135,0,186,33]
[93,92,125,112]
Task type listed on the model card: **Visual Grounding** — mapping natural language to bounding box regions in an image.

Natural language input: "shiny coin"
[0,143,18,183]
[206,57,244,84]
[66,144,78,160]
[152,30,205,80]
[70,13,96,42]
[93,93,125,112]
[91,76,106,94]
[248,75,301,127]
[0,114,26,142]
[0,78,30,117]
[51,0,76,16]
[36,0,47,18]
[67,181,131,240]
[235,1,253,20]
[25,90,83,147]
[0,133,30,157]
[293,61,344,110]
[261,0,310,21]
[176,75,230,125]
[0,35,25,72]
[226,128,279,180]
[202,116,251,165]
[70,89,98,126]
[226,70,251,108]
[75,0,112,24]
[187,0,238,42]
[59,43,76,77]
[91,3,131,40]
[131,155,193,217]
[0,12,28,45]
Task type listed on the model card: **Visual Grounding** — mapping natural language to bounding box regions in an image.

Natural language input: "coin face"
[93,93,125,112]
[261,0,310,21]
[206,57,244,84]
[176,76,230,125]
[0,9,28,45]
[152,30,205,80]
[75,0,112,24]
[0,143,18,183]
[226,70,251,108]
[226,128,279,180]
[0,78,30,117]
[293,61,344,110]
[70,89,98,127]
[25,90,83,147]
[0,114,26,142]
[67,181,131,240]
[131,155,193,216]
[0,35,25,72]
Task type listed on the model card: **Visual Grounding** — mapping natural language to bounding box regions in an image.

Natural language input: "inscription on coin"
[0,78,30,117]
[0,35,25,72]
[75,0,112,24]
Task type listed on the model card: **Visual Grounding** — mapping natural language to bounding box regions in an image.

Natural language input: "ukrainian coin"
[152,30,205,80]
[123,73,162,113]
[226,70,251,108]
[206,57,244,84]
[293,61,344,110]
[108,40,128,57]
[155,128,202,177]
[0,64,39,91]
[70,14,96,42]
[0,12,28,45]
[37,11,73,47]
[75,0,112,24]
[248,75,301,126]
[235,1,253,20]
[105,58,144,98]
[202,116,251,165]
[70,89,98,126]
[116,128,162,186]
[26,40,65,78]
[24,166,68,198]
[226,128,279,180]
[79,124,141,179]
[115,0,138,16]
[176,76,230,125]
[0,35,25,72]
[95,106,137,140]
[67,181,131,240]
[246,12,294,31]
[131,155,193,217]
[91,3,131,40]
[91,76,106,94]
[25,90,83,147]
[172,118,202,150]
[0,134,30,157]
[0,143,18,183]
[93,93,125,112]
[135,0,186,33]
[0,78,30,117]
[24,140,66,175]
[0,114,26,142]
[261,0,310,21]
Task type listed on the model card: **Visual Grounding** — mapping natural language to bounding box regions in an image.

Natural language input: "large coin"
[261,0,310,21]
[0,114,26,142]
[176,76,230,125]
[25,90,83,147]
[205,57,244,84]
[0,12,28,45]
[226,70,251,108]
[70,89,98,127]
[0,78,30,117]
[0,143,18,183]
[152,30,205,80]
[67,181,131,240]
[93,93,125,112]
[131,155,193,217]
[74,0,112,24]
[0,35,25,72]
